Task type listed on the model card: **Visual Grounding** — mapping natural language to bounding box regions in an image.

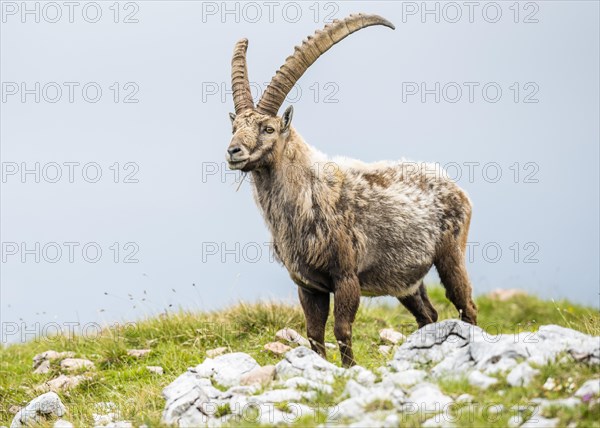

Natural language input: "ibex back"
[225,14,477,367]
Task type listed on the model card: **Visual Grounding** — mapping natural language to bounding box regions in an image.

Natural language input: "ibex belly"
[358,263,432,297]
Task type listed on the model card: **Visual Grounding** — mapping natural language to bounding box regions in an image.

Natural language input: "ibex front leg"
[333,274,360,367]
[297,287,330,358]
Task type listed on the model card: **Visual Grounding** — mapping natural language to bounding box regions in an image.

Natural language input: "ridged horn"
[231,38,254,114]
[256,13,395,116]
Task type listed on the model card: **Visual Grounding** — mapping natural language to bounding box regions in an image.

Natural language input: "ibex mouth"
[227,159,248,170]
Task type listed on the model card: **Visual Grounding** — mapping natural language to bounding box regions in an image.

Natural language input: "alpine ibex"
[226,14,477,367]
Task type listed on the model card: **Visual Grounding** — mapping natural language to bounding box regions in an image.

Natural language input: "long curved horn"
[256,14,395,116]
[231,38,254,113]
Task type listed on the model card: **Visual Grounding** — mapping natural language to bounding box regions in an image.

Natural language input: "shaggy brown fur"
[226,14,477,367]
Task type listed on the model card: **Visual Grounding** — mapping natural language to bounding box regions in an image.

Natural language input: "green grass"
[1,286,598,427]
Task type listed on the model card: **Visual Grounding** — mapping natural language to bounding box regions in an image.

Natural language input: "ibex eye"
[265,127,275,134]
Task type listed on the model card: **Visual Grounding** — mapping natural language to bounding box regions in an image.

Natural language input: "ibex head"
[226,14,394,172]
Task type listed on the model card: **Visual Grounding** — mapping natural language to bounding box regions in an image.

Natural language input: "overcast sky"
[1,1,598,344]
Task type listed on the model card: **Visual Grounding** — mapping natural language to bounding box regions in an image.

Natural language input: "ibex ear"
[281,106,293,131]
[229,112,236,124]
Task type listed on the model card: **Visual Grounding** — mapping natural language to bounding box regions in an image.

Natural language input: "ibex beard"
[226,14,478,367]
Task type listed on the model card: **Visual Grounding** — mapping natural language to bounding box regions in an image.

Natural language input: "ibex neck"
[251,130,337,225]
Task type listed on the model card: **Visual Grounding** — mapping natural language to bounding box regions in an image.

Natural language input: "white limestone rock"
[405,383,453,414]
[521,416,560,427]
[206,347,227,358]
[506,363,539,387]
[275,346,343,384]
[391,320,599,380]
[263,342,291,355]
[32,351,75,371]
[574,378,600,398]
[385,369,427,387]
[127,349,151,358]
[146,366,164,375]
[379,328,406,345]
[275,328,310,347]
[468,370,498,389]
[10,392,66,428]
[346,365,377,386]
[60,358,94,372]
[239,365,275,386]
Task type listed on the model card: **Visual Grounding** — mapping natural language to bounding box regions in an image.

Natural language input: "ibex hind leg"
[435,231,478,325]
[419,282,439,323]
[398,280,438,328]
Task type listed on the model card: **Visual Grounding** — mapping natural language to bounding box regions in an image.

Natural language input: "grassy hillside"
[1,287,599,427]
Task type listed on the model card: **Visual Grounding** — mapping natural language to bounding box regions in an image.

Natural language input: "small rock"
[92,402,120,426]
[53,419,74,428]
[43,374,88,392]
[284,377,333,394]
[60,358,94,372]
[344,379,368,398]
[384,414,400,427]
[108,422,133,428]
[347,365,377,386]
[8,405,21,415]
[521,416,560,427]
[205,347,228,358]
[10,392,66,428]
[379,328,406,345]
[226,384,260,396]
[388,369,427,387]
[250,388,307,403]
[275,346,343,384]
[406,383,453,413]
[256,408,292,425]
[275,328,310,347]
[335,397,366,420]
[33,360,51,375]
[422,415,454,428]
[574,378,600,398]
[325,342,337,349]
[532,397,580,411]
[127,349,151,358]
[488,288,527,301]
[239,365,276,386]
[264,342,292,355]
[146,366,164,375]
[507,363,539,387]
[198,352,260,387]
[468,370,498,389]
[32,351,75,370]
[93,415,113,426]
[456,393,473,403]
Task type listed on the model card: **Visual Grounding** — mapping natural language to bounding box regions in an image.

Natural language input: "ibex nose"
[228,146,242,156]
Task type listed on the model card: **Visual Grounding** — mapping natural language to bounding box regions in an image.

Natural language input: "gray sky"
[1,1,599,344]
